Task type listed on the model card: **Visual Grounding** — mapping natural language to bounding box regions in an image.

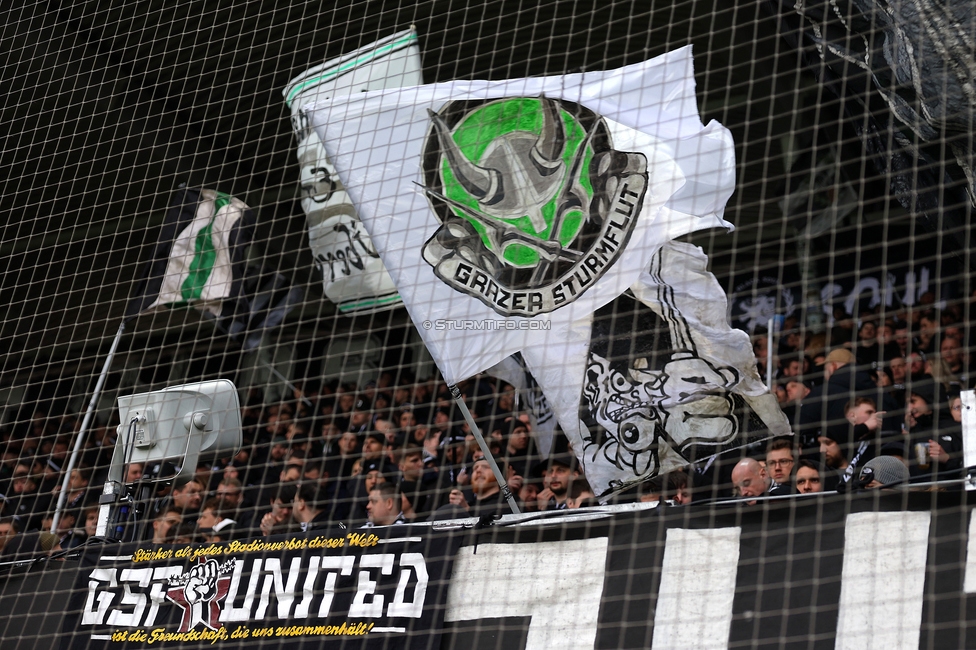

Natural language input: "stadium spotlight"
[96,379,242,538]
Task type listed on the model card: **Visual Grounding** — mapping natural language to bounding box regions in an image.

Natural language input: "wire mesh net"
[1,0,975,648]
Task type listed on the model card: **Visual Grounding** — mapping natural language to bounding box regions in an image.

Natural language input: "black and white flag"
[522,241,790,496]
[284,29,423,314]
[216,271,305,350]
[307,47,789,496]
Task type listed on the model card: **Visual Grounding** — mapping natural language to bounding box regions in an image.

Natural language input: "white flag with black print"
[485,352,559,457]
[307,45,735,384]
[518,241,791,497]
[124,187,255,321]
[308,47,788,495]
[283,28,424,315]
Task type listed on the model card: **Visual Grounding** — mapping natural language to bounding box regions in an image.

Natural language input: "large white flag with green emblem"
[309,47,792,497]
[307,46,735,384]
[124,187,255,320]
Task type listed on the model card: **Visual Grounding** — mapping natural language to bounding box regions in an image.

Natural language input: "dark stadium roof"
[0,0,909,389]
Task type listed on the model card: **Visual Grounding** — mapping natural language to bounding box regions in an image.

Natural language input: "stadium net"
[2,1,975,648]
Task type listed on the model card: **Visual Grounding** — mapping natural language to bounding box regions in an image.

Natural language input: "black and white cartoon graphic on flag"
[574,244,788,495]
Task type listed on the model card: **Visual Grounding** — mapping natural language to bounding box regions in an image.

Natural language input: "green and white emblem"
[420,97,648,317]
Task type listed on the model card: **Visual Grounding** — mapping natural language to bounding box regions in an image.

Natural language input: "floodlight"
[96,379,242,538]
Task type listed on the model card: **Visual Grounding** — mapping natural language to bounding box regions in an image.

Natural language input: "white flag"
[520,241,791,496]
[284,28,423,314]
[309,47,791,497]
[307,46,735,384]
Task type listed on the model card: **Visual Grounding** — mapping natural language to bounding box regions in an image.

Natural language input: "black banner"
[7,494,976,648]
[59,527,460,650]
[440,492,976,649]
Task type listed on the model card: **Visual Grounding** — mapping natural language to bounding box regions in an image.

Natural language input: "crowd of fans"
[746,297,971,499]
[0,296,972,555]
[0,372,599,556]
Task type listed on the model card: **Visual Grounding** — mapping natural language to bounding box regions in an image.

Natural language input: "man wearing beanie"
[818,397,883,484]
[858,456,910,489]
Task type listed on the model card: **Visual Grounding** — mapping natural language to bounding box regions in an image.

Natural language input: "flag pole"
[52,322,126,532]
[448,383,521,515]
[265,362,314,409]
[208,319,313,409]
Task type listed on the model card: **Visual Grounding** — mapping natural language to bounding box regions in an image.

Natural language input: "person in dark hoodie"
[819,397,884,485]
[5,463,49,532]
[854,320,881,367]
[901,382,961,480]
[291,480,349,531]
[925,393,965,481]
[904,382,938,441]
[796,348,898,453]
[347,459,392,524]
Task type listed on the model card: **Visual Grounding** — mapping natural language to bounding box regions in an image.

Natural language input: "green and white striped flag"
[124,187,256,320]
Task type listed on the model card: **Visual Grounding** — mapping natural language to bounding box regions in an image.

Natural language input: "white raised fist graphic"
[184,559,219,604]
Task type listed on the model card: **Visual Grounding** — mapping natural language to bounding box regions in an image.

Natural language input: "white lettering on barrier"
[314,556,355,617]
[388,552,428,618]
[820,268,931,317]
[835,511,930,650]
[82,568,117,625]
[106,568,153,628]
[295,556,321,618]
[255,557,303,619]
[144,566,183,626]
[84,551,427,630]
[220,559,262,622]
[651,527,741,650]
[349,553,395,617]
[74,513,945,646]
[445,538,608,650]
